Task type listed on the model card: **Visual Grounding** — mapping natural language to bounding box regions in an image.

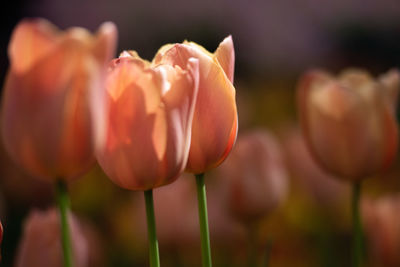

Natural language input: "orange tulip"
[297,68,399,180]
[153,36,238,174]
[15,208,88,267]
[96,52,199,190]
[217,130,288,222]
[1,18,117,181]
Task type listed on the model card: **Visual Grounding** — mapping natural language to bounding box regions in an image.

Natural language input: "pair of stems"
[144,173,212,267]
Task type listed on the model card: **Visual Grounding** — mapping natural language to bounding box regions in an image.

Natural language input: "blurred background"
[1,0,400,266]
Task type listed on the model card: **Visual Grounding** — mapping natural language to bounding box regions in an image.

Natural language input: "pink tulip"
[96,52,199,190]
[1,18,117,181]
[153,36,238,174]
[217,130,288,222]
[297,68,399,180]
[15,208,88,267]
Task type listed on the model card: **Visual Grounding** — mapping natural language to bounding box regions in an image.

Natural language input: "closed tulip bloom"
[297,69,399,180]
[218,130,288,222]
[96,52,199,190]
[15,208,88,267]
[153,36,238,173]
[1,18,117,181]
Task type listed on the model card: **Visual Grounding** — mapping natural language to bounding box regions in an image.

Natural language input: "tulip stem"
[144,189,160,267]
[352,181,363,267]
[247,225,257,267]
[195,173,212,267]
[55,179,73,267]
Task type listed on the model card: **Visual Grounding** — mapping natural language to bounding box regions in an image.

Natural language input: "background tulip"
[215,129,288,266]
[297,68,400,267]
[218,130,288,223]
[96,52,199,191]
[153,36,238,174]
[297,68,399,181]
[15,208,88,267]
[1,18,117,181]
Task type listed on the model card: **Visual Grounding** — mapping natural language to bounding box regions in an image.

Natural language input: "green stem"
[195,173,212,267]
[352,181,363,267]
[263,238,272,267]
[55,179,73,267]
[144,189,160,267]
[247,226,257,267]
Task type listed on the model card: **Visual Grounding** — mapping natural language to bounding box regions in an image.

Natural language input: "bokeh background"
[1,0,400,266]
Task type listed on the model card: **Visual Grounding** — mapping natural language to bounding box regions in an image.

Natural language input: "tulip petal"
[92,22,118,65]
[8,18,60,74]
[379,69,400,109]
[98,62,161,189]
[156,59,199,185]
[155,44,237,173]
[98,56,199,190]
[214,35,235,83]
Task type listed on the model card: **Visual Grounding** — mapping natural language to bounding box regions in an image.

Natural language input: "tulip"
[216,130,287,266]
[96,52,199,191]
[218,130,288,223]
[96,50,199,267]
[153,36,238,173]
[15,208,88,267]
[154,36,237,267]
[297,68,400,267]
[1,18,117,181]
[297,68,399,181]
[362,196,400,267]
[2,18,117,267]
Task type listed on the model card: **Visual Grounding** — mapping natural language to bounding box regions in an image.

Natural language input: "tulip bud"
[96,52,199,191]
[1,18,118,181]
[217,130,288,223]
[153,36,238,174]
[15,208,88,267]
[297,69,399,180]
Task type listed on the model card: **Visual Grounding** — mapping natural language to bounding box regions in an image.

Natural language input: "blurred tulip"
[218,130,288,223]
[297,68,399,181]
[1,18,117,181]
[96,51,199,190]
[362,195,400,267]
[154,36,238,174]
[15,208,88,267]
